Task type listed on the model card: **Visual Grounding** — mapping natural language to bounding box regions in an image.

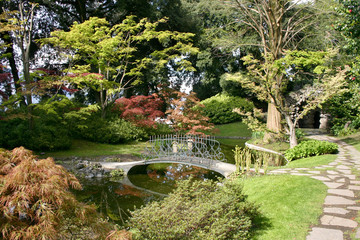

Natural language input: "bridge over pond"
[100,135,236,178]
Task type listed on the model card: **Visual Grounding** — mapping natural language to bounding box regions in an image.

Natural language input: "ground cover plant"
[284,140,338,161]
[241,174,327,240]
[213,121,252,138]
[282,154,337,169]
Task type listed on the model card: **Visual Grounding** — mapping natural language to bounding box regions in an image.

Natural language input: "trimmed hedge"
[201,94,254,124]
[285,140,338,161]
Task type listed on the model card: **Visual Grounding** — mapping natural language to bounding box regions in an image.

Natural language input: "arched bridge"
[100,135,236,178]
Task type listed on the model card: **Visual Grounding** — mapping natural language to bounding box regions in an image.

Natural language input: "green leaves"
[128,178,259,240]
[42,15,198,117]
[336,0,360,54]
[284,140,338,161]
[43,15,198,84]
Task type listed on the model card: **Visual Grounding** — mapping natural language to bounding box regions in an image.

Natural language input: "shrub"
[77,117,147,143]
[0,96,73,151]
[0,147,112,239]
[200,94,254,124]
[331,125,356,136]
[127,178,259,240]
[330,116,360,136]
[284,140,338,161]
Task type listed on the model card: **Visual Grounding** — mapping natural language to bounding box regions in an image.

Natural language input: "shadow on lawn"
[251,210,272,239]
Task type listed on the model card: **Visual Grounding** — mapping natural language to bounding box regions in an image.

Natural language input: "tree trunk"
[266,99,282,132]
[285,115,298,148]
[263,100,282,143]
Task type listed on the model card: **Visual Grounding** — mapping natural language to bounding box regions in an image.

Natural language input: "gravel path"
[268,133,360,240]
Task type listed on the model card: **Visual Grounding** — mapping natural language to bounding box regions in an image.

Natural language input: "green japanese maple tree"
[42,16,198,117]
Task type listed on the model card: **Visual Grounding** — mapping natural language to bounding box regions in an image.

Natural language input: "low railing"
[141,135,227,167]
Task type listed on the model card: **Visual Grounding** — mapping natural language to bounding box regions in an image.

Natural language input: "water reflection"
[74,163,223,225]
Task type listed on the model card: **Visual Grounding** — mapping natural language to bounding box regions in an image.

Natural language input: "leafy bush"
[145,122,174,136]
[331,124,356,137]
[0,147,112,239]
[201,94,254,124]
[252,131,265,139]
[77,117,147,143]
[284,140,338,161]
[127,178,259,240]
[0,95,73,151]
[295,129,305,140]
[330,116,360,136]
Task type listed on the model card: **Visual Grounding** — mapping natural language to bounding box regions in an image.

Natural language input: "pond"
[73,163,223,225]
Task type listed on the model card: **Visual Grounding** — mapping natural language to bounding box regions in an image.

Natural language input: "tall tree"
[11,1,37,106]
[187,0,341,139]
[43,16,198,118]
[224,0,318,135]
[230,50,348,147]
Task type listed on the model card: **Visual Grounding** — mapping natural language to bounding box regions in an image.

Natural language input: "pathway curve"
[268,133,360,240]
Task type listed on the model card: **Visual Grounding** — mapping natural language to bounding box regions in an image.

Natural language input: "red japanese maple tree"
[114,94,165,128]
[165,91,214,135]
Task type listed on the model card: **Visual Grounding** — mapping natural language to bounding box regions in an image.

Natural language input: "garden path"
[268,132,360,240]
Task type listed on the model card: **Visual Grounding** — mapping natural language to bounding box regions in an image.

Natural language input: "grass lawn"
[249,140,290,154]
[212,121,252,137]
[40,139,146,158]
[241,174,327,240]
[267,154,338,170]
[338,131,360,152]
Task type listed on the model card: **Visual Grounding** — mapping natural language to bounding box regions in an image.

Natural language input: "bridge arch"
[100,159,236,180]
[100,135,236,178]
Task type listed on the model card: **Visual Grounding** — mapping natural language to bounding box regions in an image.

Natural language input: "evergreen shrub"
[77,118,147,143]
[284,140,338,161]
[200,94,254,124]
[0,96,73,151]
[128,178,259,240]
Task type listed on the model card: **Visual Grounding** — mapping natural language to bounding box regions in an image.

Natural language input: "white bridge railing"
[141,135,227,167]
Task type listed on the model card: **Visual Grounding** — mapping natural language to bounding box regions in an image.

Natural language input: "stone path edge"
[267,133,360,240]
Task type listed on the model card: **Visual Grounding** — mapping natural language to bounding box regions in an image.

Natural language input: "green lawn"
[249,140,290,154]
[267,154,338,169]
[338,131,360,152]
[213,122,252,137]
[40,139,146,158]
[241,174,327,240]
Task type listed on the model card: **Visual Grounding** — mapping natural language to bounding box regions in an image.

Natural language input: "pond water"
[74,163,223,225]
